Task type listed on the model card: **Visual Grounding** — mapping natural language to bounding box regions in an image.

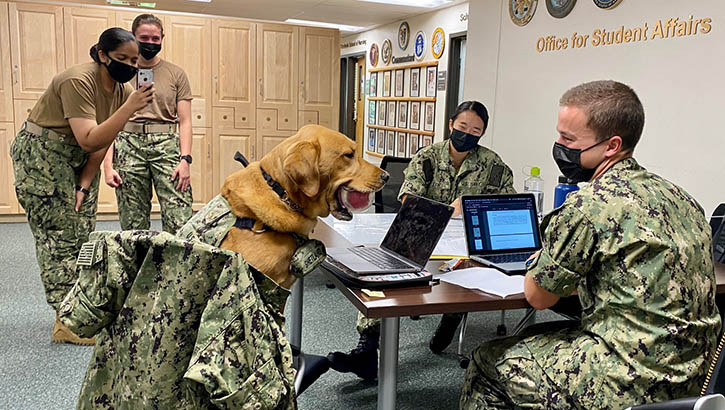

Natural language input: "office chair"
[373,155,412,213]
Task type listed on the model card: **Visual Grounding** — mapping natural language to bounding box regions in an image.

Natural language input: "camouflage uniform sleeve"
[397,150,430,201]
[527,204,597,297]
[499,163,516,194]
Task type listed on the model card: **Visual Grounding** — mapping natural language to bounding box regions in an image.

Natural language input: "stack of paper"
[439,267,525,298]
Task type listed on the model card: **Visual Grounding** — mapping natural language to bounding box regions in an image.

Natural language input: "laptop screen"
[381,195,454,266]
[461,194,541,256]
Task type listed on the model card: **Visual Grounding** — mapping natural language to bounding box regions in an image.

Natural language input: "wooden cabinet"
[190,127,212,210]
[212,127,254,193]
[299,27,340,130]
[257,23,298,132]
[63,7,115,67]
[12,98,33,132]
[0,3,13,123]
[9,2,64,100]
[212,19,256,130]
[166,15,211,128]
[0,122,18,214]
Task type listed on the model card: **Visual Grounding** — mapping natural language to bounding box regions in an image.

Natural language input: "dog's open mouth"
[332,186,375,221]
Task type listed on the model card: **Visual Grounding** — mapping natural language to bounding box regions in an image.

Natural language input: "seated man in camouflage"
[460,80,721,409]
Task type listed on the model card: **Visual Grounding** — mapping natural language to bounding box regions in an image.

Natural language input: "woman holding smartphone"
[11,27,153,344]
[104,13,194,234]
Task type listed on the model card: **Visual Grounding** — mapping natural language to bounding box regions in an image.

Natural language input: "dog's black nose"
[380,171,390,183]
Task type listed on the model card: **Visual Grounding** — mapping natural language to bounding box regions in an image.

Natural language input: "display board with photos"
[366,61,438,158]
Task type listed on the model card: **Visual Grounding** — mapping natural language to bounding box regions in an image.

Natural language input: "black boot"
[327,332,379,380]
[429,313,464,354]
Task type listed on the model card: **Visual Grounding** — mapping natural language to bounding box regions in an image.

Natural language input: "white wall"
[342,3,469,164]
[465,0,723,216]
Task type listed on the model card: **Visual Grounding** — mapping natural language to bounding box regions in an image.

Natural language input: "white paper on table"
[438,267,525,298]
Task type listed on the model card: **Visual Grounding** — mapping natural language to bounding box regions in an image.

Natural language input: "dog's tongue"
[340,188,374,212]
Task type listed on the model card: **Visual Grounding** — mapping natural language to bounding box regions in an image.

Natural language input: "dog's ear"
[283,140,320,197]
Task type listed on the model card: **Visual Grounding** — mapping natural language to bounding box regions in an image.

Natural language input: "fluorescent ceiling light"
[107,0,156,7]
[185,0,211,2]
[356,0,453,8]
[285,19,367,32]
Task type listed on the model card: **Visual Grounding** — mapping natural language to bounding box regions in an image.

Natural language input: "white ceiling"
[69,0,466,34]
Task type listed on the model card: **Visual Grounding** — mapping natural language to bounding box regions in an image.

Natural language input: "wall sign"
[437,70,447,91]
[546,0,576,19]
[382,39,392,65]
[398,21,410,50]
[510,0,538,26]
[593,0,623,9]
[414,30,426,61]
[432,27,445,59]
[369,43,379,67]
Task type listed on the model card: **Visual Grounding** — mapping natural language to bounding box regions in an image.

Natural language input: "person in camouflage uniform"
[104,14,193,234]
[10,28,153,345]
[329,101,516,380]
[460,81,721,409]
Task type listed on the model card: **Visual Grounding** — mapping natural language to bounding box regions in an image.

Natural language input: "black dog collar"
[234,216,271,233]
[260,167,304,214]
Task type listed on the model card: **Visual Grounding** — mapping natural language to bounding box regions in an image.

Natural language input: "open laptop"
[324,194,454,275]
[461,193,542,274]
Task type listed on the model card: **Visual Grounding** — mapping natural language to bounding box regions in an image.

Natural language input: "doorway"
[339,54,366,156]
[444,33,467,140]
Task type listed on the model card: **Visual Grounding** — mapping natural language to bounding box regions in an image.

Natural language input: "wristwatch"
[75,185,90,195]
[180,155,193,164]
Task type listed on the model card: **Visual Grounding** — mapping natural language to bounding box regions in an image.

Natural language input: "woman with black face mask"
[10,27,153,345]
[103,14,194,235]
[328,101,518,379]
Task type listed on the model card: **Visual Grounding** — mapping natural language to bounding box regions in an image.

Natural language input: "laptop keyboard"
[349,247,414,270]
[486,252,532,264]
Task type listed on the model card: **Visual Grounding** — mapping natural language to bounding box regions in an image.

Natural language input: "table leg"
[290,276,304,367]
[513,308,536,335]
[378,316,400,410]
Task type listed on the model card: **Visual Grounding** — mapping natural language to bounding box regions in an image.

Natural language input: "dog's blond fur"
[219,125,386,290]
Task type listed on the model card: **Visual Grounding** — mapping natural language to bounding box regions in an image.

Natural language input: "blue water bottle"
[553,176,579,209]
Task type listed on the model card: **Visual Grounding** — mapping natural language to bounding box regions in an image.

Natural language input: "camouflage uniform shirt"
[398,140,516,203]
[526,157,721,408]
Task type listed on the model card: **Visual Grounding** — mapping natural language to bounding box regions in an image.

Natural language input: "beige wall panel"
[115,11,167,60]
[212,19,255,129]
[13,98,34,132]
[166,16,211,128]
[190,126,211,210]
[9,2,65,100]
[0,3,13,122]
[212,127,254,192]
[0,122,18,214]
[63,7,115,67]
[257,23,297,131]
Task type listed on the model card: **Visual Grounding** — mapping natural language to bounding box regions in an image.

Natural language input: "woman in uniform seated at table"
[328,100,516,380]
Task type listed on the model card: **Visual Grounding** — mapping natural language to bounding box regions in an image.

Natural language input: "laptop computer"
[324,194,454,275]
[461,193,542,274]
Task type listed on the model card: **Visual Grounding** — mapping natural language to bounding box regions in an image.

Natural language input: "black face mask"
[449,128,481,152]
[104,57,138,83]
[138,42,161,60]
[552,138,609,183]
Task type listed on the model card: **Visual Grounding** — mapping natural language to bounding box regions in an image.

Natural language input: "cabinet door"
[257,130,294,160]
[115,11,168,60]
[190,127,212,210]
[166,16,211,128]
[13,99,35,133]
[212,19,256,129]
[0,3,13,123]
[213,127,255,193]
[63,7,115,67]
[9,2,65,100]
[257,23,298,131]
[299,27,340,130]
[0,122,17,214]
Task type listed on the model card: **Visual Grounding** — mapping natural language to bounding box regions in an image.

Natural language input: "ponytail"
[88,27,137,64]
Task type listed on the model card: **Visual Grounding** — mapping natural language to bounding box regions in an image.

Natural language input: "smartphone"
[137,69,153,90]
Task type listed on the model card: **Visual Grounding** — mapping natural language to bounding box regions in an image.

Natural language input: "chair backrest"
[712,204,725,263]
[374,156,412,213]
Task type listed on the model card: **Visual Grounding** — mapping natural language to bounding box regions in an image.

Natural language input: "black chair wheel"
[459,357,470,369]
[496,324,507,336]
[325,281,335,289]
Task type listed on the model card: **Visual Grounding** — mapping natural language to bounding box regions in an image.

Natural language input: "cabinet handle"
[214,76,218,96]
[259,78,264,98]
[207,142,211,159]
[300,81,305,102]
[13,65,18,84]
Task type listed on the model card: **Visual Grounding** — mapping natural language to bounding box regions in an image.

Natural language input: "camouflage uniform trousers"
[114,130,192,234]
[460,321,580,410]
[10,129,99,310]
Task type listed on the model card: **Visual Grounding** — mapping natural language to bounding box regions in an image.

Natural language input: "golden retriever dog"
[219,124,388,291]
